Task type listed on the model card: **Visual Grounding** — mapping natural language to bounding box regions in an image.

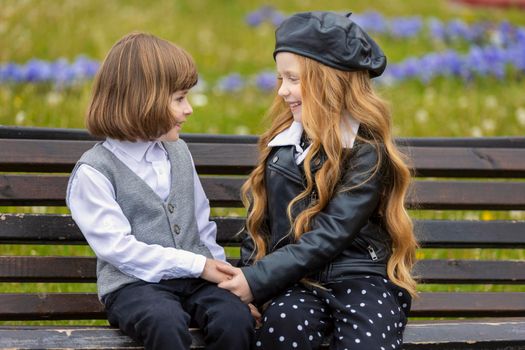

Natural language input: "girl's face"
[276,52,302,122]
[160,89,193,141]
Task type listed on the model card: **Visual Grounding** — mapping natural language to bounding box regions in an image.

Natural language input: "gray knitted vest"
[67,140,213,299]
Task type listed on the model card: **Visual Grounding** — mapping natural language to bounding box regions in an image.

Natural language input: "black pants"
[104,279,254,350]
[255,276,411,350]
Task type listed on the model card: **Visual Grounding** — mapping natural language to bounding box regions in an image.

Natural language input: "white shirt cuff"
[192,254,207,277]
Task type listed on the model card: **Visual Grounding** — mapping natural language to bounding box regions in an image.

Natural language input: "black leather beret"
[274,11,387,78]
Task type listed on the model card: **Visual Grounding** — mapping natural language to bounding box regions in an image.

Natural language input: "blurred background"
[1,1,524,325]
[1,0,524,137]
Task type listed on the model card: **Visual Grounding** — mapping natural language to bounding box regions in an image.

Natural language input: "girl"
[218,11,418,350]
[67,32,254,350]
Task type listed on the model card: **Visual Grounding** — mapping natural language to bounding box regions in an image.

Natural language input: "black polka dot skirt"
[255,276,411,350]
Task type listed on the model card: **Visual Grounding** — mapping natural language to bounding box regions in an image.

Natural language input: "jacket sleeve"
[241,143,385,303]
[238,229,256,267]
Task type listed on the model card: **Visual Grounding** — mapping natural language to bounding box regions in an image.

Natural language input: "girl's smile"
[288,101,302,113]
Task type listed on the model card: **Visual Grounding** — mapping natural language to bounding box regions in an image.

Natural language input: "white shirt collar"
[105,138,167,162]
[267,113,360,150]
[267,121,304,152]
[340,112,361,149]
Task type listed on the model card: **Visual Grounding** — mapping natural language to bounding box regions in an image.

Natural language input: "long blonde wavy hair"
[241,54,418,297]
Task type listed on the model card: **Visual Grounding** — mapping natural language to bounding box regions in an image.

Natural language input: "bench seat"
[1,319,524,349]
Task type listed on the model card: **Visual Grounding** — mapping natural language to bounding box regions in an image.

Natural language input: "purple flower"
[0,63,23,82]
[48,58,73,84]
[428,18,446,41]
[507,42,525,71]
[270,12,286,27]
[258,5,275,18]
[389,17,423,38]
[401,58,421,79]
[24,59,52,82]
[442,50,466,77]
[483,45,506,77]
[383,65,405,80]
[516,28,525,44]
[447,19,472,41]
[353,11,387,34]
[0,56,100,85]
[245,5,283,27]
[255,71,276,91]
[74,56,100,78]
[216,73,245,92]
[470,22,489,43]
[497,21,514,46]
[245,11,265,27]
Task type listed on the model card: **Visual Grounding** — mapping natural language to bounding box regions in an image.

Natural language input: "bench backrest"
[0,126,524,322]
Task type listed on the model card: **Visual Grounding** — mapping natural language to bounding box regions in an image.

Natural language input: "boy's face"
[160,89,193,141]
[276,52,302,122]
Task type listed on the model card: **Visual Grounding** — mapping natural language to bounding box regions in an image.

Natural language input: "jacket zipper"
[367,245,378,261]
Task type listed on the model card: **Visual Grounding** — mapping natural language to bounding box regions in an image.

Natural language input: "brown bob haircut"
[86,32,198,141]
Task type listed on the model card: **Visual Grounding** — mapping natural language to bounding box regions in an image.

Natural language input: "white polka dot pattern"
[254,278,410,349]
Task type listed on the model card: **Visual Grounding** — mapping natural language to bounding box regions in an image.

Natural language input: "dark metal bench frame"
[0,126,524,349]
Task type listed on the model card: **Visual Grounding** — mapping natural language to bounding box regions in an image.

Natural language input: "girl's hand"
[200,259,234,284]
[217,265,254,303]
[248,303,262,328]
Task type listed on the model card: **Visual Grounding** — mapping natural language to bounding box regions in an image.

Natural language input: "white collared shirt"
[268,114,360,163]
[67,138,225,283]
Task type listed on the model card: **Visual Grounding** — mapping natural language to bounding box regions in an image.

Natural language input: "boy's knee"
[136,303,189,331]
[205,303,253,340]
[216,301,253,326]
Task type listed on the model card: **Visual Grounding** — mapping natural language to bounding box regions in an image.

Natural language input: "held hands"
[200,259,234,284]
[202,261,260,325]
[217,264,254,304]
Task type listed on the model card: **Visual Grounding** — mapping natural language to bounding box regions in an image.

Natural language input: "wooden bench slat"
[0,175,250,207]
[404,319,525,349]
[2,125,525,145]
[410,180,525,210]
[0,214,85,245]
[0,140,94,173]
[1,257,524,284]
[408,147,525,177]
[414,220,525,248]
[1,214,524,248]
[0,175,67,206]
[0,214,246,245]
[0,256,96,282]
[1,320,525,349]
[0,292,523,320]
[411,292,525,317]
[414,260,525,284]
[0,140,259,175]
[2,139,525,177]
[0,293,104,320]
[2,175,525,209]
[4,126,525,148]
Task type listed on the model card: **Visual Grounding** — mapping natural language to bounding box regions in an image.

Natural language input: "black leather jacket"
[239,140,393,304]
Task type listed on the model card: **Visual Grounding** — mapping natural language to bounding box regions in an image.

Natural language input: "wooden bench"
[0,125,524,350]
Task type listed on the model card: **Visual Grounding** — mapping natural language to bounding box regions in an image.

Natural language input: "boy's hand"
[200,259,234,284]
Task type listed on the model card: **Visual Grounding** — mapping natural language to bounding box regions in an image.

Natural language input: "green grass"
[1,0,524,324]
[1,0,525,136]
